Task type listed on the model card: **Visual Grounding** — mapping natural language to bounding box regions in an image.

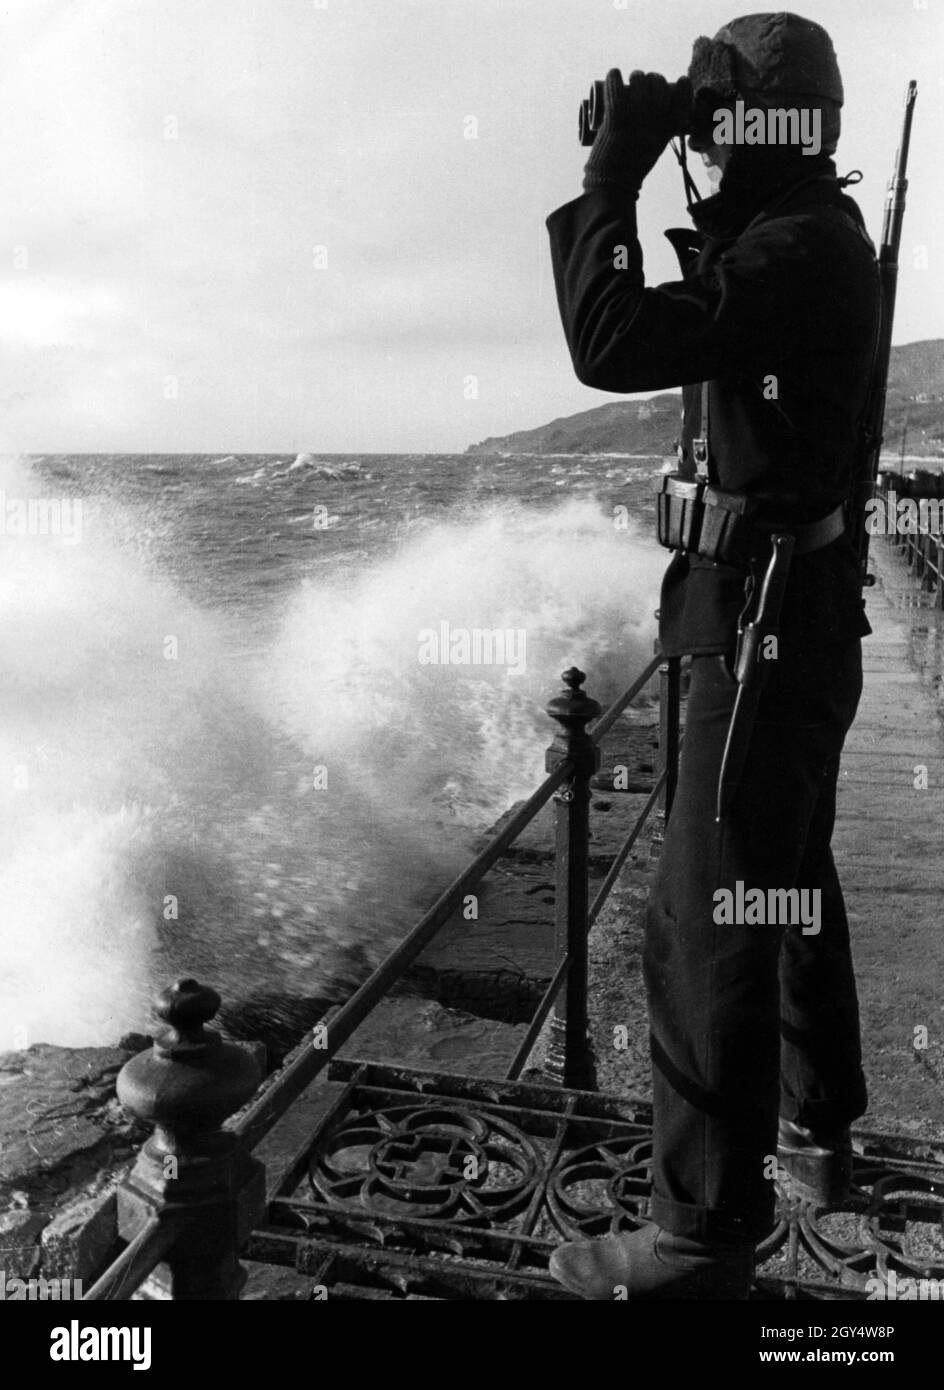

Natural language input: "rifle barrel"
[853,80,918,591]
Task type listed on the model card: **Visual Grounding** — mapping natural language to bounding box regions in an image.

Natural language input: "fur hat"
[688,12,843,152]
[689,12,843,104]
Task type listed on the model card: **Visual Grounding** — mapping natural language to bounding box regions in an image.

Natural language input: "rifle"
[849,80,918,594]
[716,86,918,822]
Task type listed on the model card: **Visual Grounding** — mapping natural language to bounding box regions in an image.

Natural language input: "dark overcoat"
[546,153,881,657]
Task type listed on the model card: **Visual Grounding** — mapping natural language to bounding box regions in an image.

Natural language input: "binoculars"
[578,76,695,146]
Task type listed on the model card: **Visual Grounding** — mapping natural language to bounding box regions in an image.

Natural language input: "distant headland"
[466,339,944,459]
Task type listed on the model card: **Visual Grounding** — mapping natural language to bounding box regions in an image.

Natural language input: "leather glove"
[583,70,690,194]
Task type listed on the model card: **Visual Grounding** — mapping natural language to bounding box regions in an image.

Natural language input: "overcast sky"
[1,0,941,453]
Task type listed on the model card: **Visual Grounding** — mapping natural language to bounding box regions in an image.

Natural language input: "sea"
[0,451,669,1046]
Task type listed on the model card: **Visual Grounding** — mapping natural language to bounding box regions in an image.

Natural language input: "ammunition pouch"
[655,475,705,553]
[655,472,846,569]
[656,473,758,568]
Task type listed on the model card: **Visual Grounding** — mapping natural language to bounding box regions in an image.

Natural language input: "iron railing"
[83,643,683,1299]
[87,466,944,1300]
[84,467,944,1300]
[877,469,944,605]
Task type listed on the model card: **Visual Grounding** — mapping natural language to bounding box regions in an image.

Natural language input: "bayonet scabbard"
[715,534,796,821]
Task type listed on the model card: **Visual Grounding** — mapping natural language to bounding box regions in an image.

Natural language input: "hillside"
[467,340,944,458]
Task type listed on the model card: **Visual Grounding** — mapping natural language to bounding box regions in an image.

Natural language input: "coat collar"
[688,152,840,240]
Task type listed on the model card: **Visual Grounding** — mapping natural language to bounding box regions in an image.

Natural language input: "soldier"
[546,13,880,1299]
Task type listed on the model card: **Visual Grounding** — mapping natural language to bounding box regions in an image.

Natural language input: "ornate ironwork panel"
[244,1062,944,1300]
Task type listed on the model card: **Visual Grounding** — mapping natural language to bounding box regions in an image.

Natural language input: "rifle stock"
[850,79,918,593]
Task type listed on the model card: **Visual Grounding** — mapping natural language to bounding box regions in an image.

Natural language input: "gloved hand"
[583,70,689,194]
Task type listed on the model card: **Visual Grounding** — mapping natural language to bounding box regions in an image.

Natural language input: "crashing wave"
[289,454,363,479]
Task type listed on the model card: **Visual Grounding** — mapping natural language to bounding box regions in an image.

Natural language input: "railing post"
[115,978,265,1299]
[543,667,600,1090]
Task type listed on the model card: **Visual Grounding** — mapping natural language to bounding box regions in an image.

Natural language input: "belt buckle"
[692,438,709,476]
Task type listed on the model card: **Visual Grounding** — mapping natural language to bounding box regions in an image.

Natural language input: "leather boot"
[548,1222,754,1300]
[777,1117,853,1205]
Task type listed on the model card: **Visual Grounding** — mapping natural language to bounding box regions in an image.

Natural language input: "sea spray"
[261,498,664,825]
[0,454,388,1045]
[1,457,665,1046]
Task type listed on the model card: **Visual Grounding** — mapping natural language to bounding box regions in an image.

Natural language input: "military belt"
[655,472,845,570]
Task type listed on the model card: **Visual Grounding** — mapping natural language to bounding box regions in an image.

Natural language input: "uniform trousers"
[644,638,868,1245]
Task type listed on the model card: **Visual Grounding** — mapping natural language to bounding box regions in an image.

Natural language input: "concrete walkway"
[835,541,944,1136]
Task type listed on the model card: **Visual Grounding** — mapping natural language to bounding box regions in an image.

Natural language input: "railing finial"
[547,668,601,755]
[114,977,265,1299]
[152,977,222,1056]
[118,976,259,1142]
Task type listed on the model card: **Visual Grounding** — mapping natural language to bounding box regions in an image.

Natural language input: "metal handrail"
[588,763,672,929]
[232,754,574,1149]
[878,473,944,604]
[86,649,680,1299]
[504,762,670,1081]
[233,655,667,1151]
[83,1217,174,1301]
[589,653,662,744]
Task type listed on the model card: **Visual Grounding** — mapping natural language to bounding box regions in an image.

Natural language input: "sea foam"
[0,458,664,1046]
